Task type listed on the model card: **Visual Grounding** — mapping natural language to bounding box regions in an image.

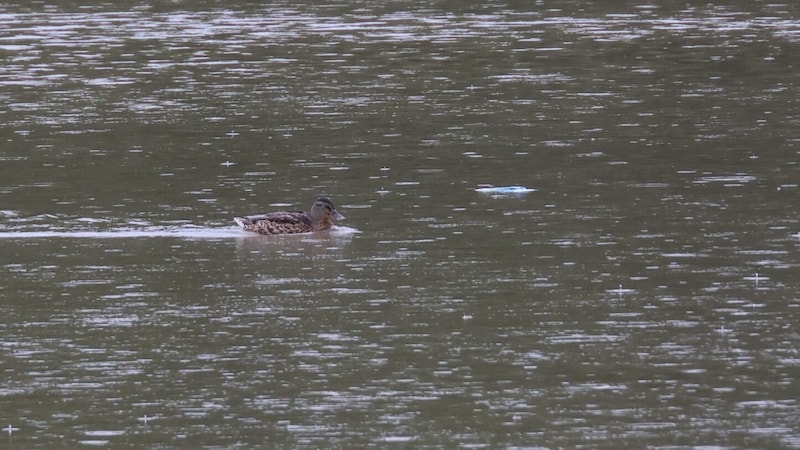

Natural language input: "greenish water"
[2,2,800,448]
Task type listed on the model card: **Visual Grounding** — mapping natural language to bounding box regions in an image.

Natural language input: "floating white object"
[475,185,536,194]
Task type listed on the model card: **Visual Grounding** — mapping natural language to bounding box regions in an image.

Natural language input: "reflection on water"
[2,1,800,448]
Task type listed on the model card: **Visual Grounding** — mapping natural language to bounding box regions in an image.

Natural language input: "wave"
[0,225,360,240]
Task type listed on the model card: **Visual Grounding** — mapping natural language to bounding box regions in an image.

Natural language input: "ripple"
[0,226,250,239]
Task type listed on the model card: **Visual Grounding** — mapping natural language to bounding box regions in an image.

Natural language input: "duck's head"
[310,197,345,223]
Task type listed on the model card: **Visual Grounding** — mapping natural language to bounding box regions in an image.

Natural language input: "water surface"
[2,1,800,448]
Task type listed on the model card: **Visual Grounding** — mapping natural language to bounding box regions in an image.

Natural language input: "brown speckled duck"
[234,197,345,235]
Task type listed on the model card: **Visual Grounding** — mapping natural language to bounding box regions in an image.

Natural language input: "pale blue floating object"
[475,185,536,194]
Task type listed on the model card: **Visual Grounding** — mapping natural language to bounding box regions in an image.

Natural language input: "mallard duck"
[233,197,345,235]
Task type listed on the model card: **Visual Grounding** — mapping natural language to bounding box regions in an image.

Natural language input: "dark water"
[2,1,800,448]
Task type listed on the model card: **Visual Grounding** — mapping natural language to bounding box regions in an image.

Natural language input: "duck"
[233,197,345,235]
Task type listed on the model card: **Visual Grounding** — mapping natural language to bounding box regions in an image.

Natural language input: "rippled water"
[2,1,800,448]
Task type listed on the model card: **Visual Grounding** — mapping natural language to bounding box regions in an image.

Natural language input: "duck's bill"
[333,210,346,221]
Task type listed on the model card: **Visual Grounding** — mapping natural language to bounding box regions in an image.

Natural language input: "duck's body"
[234,197,345,235]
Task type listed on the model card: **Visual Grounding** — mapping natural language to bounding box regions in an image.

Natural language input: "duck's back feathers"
[234,211,313,235]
